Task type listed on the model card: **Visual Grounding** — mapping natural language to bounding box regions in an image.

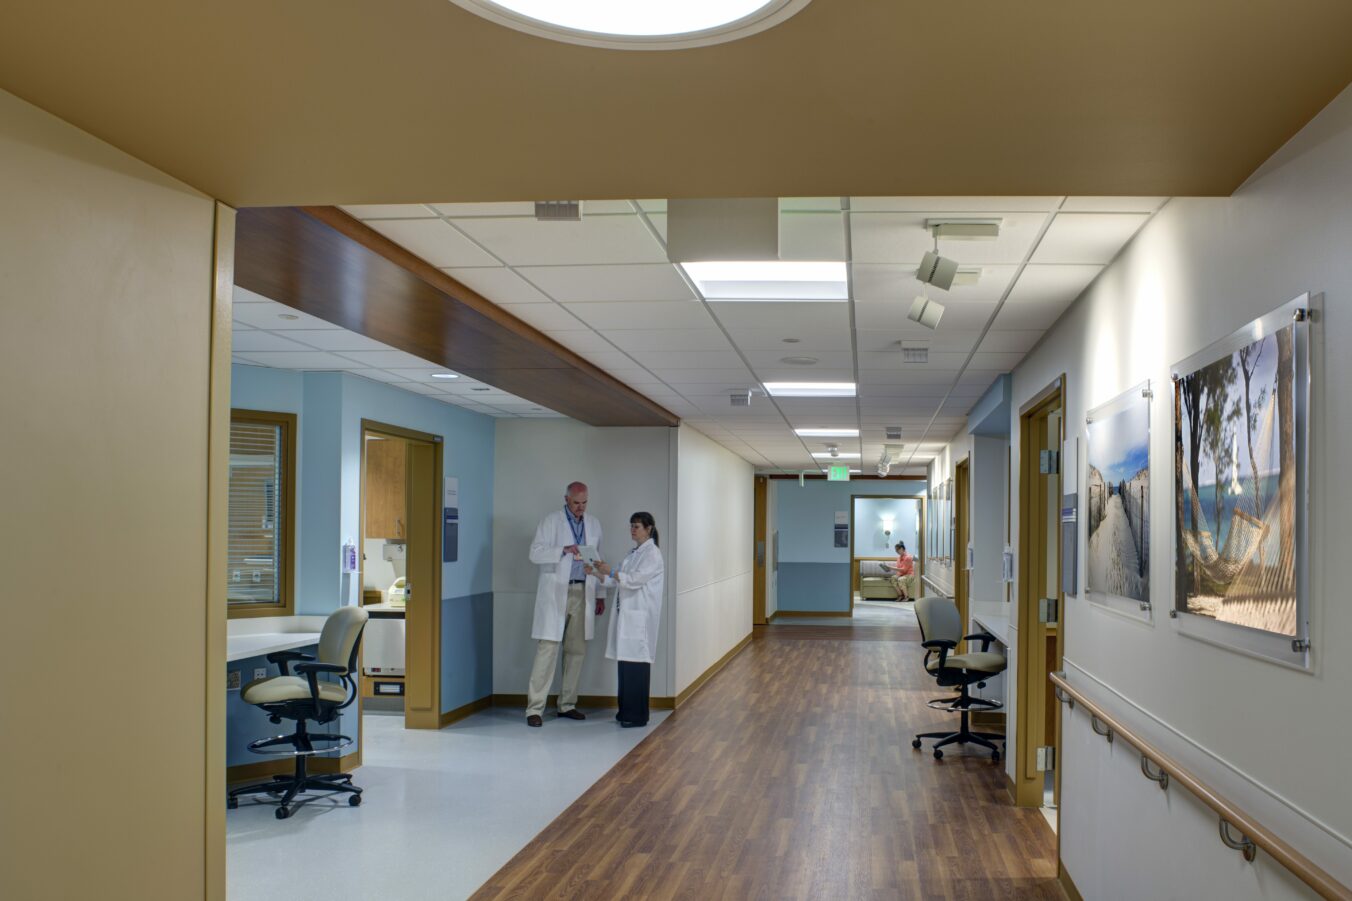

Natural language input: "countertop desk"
[226,615,326,662]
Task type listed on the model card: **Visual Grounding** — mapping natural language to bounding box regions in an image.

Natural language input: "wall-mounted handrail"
[1050,671,1352,901]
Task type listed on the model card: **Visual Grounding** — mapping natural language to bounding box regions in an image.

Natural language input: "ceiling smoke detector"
[534,200,581,221]
[780,355,819,366]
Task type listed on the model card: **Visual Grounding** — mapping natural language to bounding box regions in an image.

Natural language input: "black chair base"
[228,720,362,819]
[913,705,1005,761]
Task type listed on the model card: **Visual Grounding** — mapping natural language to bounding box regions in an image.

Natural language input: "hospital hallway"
[472,627,1059,900]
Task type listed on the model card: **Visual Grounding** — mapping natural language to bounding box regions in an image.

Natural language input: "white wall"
[493,420,675,698]
[673,425,753,695]
[1008,85,1352,896]
[924,434,972,597]
[969,435,1009,611]
[0,88,218,898]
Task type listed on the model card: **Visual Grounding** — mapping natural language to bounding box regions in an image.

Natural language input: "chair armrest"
[266,650,315,676]
[963,631,996,652]
[921,638,956,669]
[294,662,348,704]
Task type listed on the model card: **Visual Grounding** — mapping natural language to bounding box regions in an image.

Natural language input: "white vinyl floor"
[227,705,669,900]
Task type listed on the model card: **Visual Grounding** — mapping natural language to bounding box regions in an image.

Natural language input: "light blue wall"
[853,497,921,558]
[230,365,496,715]
[772,479,926,612]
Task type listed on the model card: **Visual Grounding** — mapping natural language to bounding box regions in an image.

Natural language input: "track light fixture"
[908,295,945,330]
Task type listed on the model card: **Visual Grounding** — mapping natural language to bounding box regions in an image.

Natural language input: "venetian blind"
[228,419,286,606]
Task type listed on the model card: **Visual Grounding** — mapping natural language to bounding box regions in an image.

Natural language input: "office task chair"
[228,606,369,819]
[910,596,1006,761]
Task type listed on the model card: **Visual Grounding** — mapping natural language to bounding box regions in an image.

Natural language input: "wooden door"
[403,437,442,729]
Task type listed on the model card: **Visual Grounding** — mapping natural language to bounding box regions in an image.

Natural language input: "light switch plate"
[253,667,268,682]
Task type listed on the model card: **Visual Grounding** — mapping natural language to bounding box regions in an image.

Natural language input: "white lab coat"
[603,538,665,664]
[529,509,603,642]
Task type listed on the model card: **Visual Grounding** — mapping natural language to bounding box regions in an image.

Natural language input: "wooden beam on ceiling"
[233,206,678,428]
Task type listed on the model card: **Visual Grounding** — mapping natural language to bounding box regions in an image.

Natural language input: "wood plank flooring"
[472,632,1060,900]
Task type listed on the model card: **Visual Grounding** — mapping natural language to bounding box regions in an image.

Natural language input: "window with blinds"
[228,411,295,613]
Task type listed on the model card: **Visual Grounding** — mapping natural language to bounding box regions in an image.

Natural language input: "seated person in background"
[885,541,919,600]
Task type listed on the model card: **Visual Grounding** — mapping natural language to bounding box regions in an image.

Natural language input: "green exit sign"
[827,463,851,481]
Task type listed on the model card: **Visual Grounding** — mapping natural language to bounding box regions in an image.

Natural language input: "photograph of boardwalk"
[1087,388,1150,604]
[1174,325,1298,636]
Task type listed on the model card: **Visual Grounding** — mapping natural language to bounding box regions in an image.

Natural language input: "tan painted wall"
[0,88,218,899]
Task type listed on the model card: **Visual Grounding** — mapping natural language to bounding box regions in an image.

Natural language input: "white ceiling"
[231,289,565,419]
[317,196,1163,471]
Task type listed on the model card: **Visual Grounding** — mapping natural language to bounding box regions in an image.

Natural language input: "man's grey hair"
[565,481,588,497]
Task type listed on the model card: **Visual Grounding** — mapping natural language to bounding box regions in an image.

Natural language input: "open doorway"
[1015,378,1065,828]
[955,458,970,630]
[849,493,924,626]
[359,420,443,731]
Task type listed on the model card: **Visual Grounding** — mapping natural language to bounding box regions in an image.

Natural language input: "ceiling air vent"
[885,426,903,441]
[534,200,582,221]
[901,341,929,364]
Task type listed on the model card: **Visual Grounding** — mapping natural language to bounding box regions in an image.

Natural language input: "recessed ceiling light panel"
[795,428,859,437]
[682,261,847,301]
[447,0,813,51]
[431,372,460,379]
[764,381,856,397]
[811,452,861,459]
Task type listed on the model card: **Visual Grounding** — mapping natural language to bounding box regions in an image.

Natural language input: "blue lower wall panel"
[775,563,851,612]
[442,591,493,714]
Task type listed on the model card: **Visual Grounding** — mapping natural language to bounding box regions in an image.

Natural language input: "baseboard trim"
[439,694,493,728]
[1057,862,1084,901]
[1004,771,1017,805]
[227,749,359,785]
[675,633,753,707]
[971,710,1006,732]
[771,610,851,618]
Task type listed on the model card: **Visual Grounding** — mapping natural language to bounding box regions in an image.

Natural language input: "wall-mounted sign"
[443,477,459,563]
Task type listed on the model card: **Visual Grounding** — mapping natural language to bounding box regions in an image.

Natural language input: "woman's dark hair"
[631,511,659,547]
[895,541,906,552]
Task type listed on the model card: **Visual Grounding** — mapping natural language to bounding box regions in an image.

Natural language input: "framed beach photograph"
[1086,381,1152,619]
[1172,295,1314,667]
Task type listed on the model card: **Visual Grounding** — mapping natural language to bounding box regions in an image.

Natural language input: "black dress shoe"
[619,721,647,728]
[526,715,543,727]
[557,709,585,720]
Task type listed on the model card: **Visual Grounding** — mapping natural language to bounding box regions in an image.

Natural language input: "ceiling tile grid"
[327,196,1163,472]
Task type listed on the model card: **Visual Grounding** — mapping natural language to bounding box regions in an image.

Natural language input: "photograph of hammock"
[1087,384,1150,605]
[1174,324,1297,636]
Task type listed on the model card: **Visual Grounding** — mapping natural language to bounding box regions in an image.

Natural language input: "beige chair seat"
[926,651,1006,675]
[242,675,349,705]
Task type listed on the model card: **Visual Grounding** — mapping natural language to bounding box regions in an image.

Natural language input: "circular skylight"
[448,0,812,50]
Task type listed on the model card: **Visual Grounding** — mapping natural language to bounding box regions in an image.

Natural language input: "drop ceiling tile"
[861,370,961,387]
[399,382,446,396]
[601,329,732,352]
[335,350,441,369]
[366,218,499,267]
[851,197,1062,213]
[636,199,667,213]
[967,351,1027,371]
[232,302,343,331]
[849,212,1050,265]
[647,213,667,242]
[339,204,437,220]
[779,212,846,261]
[741,349,855,369]
[233,287,273,304]
[564,301,714,331]
[1062,197,1166,213]
[231,331,314,353]
[542,330,617,353]
[753,368,856,383]
[443,266,553,304]
[283,329,393,352]
[454,215,666,266]
[599,366,663,385]
[855,329,981,354]
[233,351,355,370]
[783,197,844,212]
[639,350,749,370]
[724,328,853,352]
[1032,214,1150,264]
[352,369,412,384]
[497,302,588,331]
[706,302,848,332]
[649,367,756,385]
[971,330,1045,354]
[996,265,1103,329]
[382,368,460,383]
[858,351,974,371]
[232,321,255,330]
[584,350,639,370]
[518,263,693,303]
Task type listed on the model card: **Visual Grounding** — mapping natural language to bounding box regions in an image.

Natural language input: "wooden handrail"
[1049,671,1352,901]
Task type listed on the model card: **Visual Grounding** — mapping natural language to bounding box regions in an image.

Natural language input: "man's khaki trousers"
[526,583,586,717]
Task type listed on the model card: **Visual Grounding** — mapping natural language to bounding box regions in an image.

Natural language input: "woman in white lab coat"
[591,512,664,728]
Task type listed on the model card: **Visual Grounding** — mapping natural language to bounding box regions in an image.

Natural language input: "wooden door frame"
[753,475,768,625]
[359,419,443,731]
[848,491,925,612]
[1014,375,1064,809]
[954,457,970,633]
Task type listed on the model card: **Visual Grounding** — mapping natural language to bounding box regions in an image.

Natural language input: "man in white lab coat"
[525,481,604,727]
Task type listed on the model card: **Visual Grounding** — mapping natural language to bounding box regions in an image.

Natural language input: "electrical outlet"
[253,667,268,682]
[227,670,241,691]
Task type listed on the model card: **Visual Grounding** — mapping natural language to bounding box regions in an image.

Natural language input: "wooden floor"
[473,630,1060,901]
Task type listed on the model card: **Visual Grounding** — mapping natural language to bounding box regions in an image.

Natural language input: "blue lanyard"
[565,508,585,546]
